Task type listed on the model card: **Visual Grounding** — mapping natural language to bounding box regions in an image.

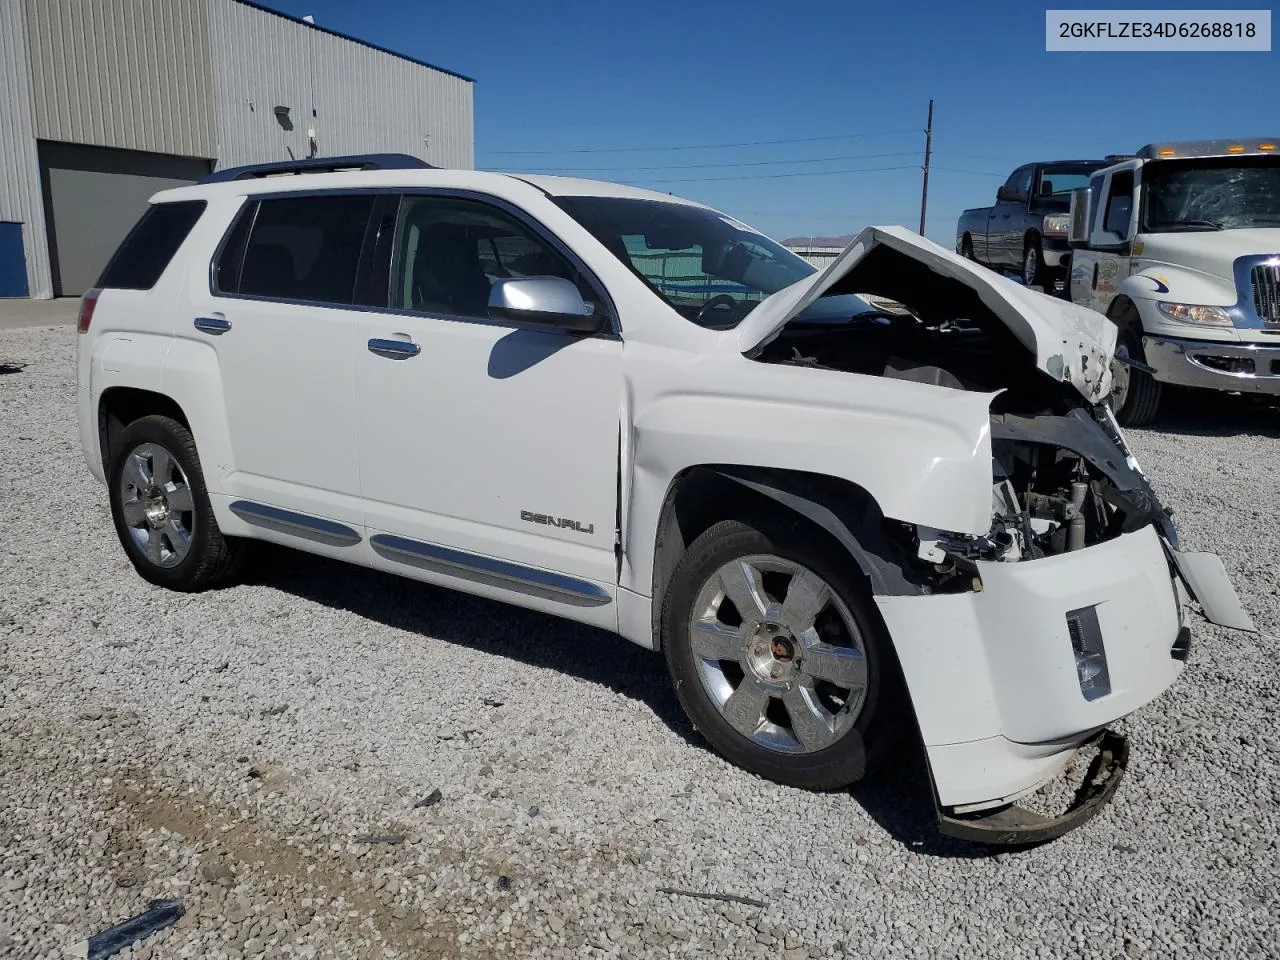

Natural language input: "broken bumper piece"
[936,730,1129,845]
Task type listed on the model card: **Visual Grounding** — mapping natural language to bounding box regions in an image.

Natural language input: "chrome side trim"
[368,533,612,607]
[228,501,362,547]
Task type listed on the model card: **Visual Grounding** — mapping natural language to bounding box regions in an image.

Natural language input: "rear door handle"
[368,338,421,359]
[194,316,231,335]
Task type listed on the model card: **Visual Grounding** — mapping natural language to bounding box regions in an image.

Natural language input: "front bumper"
[876,525,1188,836]
[1144,334,1280,395]
[1041,235,1072,268]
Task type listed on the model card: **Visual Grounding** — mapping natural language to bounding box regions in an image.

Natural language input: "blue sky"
[265,0,1276,244]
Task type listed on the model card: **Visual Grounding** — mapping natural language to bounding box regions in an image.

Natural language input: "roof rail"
[200,153,432,184]
[1103,154,1138,164]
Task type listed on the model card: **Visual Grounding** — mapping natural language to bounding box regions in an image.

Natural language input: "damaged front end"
[742,227,1254,843]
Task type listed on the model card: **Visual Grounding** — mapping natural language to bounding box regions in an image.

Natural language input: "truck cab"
[1068,139,1280,425]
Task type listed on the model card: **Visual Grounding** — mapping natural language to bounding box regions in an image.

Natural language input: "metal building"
[0,0,474,298]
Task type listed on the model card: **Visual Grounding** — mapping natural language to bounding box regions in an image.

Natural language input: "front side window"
[1103,171,1135,238]
[554,196,820,329]
[1142,156,1280,232]
[390,196,595,320]
[231,194,374,304]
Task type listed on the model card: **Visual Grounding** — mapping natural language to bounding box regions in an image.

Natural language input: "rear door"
[187,191,373,531]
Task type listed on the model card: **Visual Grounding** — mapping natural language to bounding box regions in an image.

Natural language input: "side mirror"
[1068,187,1092,245]
[996,185,1020,203]
[487,276,602,334]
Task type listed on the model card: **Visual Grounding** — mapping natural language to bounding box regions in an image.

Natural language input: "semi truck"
[1066,139,1280,425]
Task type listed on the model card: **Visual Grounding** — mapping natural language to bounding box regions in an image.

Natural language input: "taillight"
[78,288,101,334]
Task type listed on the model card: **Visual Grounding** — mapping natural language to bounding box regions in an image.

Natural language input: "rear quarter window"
[97,200,207,290]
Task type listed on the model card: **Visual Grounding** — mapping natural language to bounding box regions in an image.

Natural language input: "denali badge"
[520,510,594,535]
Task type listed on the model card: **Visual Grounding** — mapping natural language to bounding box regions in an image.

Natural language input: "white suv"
[76,154,1251,843]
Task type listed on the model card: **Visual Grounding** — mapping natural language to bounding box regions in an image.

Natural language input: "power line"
[494,150,922,174]
[484,129,918,156]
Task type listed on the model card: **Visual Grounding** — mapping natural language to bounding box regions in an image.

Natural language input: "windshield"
[554,195,874,328]
[1143,156,1280,231]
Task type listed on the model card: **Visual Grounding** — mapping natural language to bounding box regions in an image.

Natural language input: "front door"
[352,193,622,617]
[191,192,372,528]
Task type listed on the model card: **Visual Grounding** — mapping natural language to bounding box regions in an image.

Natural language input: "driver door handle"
[368,338,421,360]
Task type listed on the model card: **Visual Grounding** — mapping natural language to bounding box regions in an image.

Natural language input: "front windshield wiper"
[1158,218,1224,231]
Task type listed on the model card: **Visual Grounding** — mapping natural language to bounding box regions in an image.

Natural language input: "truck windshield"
[554,195,872,328]
[1143,156,1280,231]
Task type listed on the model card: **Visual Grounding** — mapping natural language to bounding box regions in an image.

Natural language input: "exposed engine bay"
[752,244,1172,570]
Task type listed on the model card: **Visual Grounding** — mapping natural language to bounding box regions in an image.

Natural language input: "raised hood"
[739,226,1117,403]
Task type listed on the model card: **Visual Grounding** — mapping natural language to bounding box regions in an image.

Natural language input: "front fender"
[621,363,997,597]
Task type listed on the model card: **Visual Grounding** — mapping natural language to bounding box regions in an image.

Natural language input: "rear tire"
[662,518,895,790]
[108,415,247,591]
[960,235,976,261]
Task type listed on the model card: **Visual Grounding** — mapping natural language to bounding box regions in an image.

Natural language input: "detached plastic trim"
[936,730,1129,845]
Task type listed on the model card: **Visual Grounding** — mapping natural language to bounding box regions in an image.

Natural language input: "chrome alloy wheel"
[1022,246,1040,286]
[118,442,196,568]
[688,555,869,754]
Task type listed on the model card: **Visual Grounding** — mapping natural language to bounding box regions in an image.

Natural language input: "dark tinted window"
[1103,171,1135,236]
[97,200,206,290]
[212,200,256,294]
[238,195,374,304]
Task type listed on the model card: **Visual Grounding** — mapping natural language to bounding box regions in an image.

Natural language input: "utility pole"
[918,99,934,235]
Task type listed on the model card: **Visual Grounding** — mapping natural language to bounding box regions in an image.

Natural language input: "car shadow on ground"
[247,545,997,859]
[1146,389,1280,439]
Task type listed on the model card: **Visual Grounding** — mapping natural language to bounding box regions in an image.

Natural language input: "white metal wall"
[0,0,51,297]
[208,0,474,171]
[22,0,216,159]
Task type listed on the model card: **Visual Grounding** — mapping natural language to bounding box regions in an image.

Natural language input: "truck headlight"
[1156,301,1232,327]
[1042,214,1071,238]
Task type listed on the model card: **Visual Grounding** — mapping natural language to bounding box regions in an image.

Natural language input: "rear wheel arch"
[98,387,191,475]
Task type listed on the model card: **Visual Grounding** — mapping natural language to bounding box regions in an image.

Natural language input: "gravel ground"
[2,323,1278,960]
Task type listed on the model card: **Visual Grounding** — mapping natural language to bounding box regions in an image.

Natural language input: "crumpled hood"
[739,225,1117,403]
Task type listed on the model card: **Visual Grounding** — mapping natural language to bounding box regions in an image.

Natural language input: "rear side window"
[229,195,374,305]
[97,200,206,290]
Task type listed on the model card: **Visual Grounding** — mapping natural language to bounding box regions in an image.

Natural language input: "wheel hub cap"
[746,623,799,685]
[143,487,170,527]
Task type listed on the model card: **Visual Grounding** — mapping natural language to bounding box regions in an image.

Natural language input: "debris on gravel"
[1,324,1278,959]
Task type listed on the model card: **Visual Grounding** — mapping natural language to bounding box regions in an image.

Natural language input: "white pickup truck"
[1067,138,1280,425]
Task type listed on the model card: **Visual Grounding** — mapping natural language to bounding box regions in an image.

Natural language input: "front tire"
[1109,325,1163,427]
[108,415,246,591]
[662,518,891,790]
[1022,238,1048,291]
